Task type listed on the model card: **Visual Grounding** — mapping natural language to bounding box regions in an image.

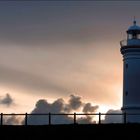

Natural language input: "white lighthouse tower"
[120,19,140,123]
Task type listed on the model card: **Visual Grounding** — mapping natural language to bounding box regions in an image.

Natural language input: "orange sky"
[0,1,140,113]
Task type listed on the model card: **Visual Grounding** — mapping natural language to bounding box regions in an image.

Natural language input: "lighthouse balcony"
[120,39,140,48]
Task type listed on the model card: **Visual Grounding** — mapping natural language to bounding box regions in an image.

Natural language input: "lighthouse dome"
[127,20,140,34]
[128,25,140,31]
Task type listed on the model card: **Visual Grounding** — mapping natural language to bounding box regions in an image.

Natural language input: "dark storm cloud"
[0,93,13,106]
[25,95,99,125]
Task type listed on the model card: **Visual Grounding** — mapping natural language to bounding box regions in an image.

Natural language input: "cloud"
[83,103,99,113]
[65,95,83,112]
[3,115,22,125]
[0,65,68,95]
[0,1,136,47]
[31,98,65,114]
[0,1,138,109]
[0,93,13,106]
[79,103,98,124]
[0,2,103,46]
[25,98,72,125]
[77,116,96,124]
[102,109,122,123]
[25,94,99,125]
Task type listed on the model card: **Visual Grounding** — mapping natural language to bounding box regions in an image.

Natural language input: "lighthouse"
[120,19,140,123]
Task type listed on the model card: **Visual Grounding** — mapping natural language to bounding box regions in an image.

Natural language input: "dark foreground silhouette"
[1,124,140,139]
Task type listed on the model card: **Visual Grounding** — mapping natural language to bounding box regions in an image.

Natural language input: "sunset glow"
[0,1,139,117]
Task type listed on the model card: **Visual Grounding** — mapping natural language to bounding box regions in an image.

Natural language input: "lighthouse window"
[128,34,133,39]
[138,34,140,39]
[132,33,137,39]
[126,64,128,69]
[125,91,128,96]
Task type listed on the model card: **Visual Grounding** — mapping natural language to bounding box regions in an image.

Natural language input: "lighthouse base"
[122,106,140,123]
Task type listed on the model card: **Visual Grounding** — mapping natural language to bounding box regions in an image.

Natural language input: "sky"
[0,1,140,115]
